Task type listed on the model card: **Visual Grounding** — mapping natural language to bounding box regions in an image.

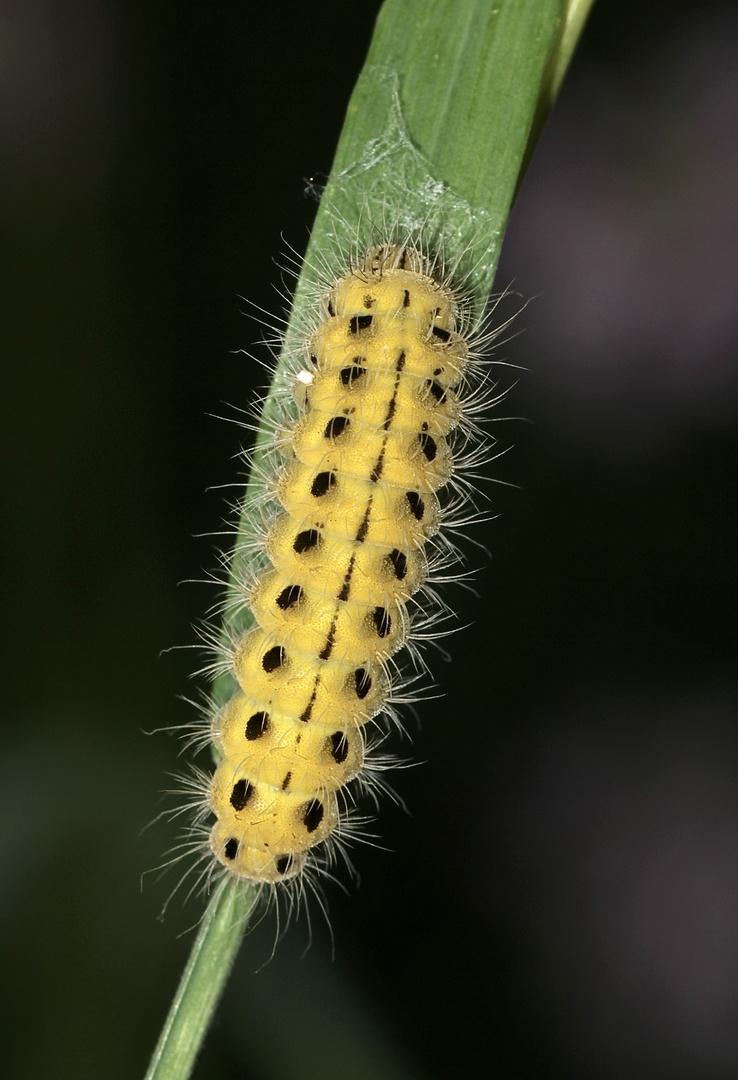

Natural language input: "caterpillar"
[195,238,497,895]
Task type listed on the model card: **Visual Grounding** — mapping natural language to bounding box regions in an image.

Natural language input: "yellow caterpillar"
[207,243,473,886]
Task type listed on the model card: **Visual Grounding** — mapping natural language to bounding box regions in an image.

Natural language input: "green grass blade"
[147,3,593,1078]
[144,879,258,1080]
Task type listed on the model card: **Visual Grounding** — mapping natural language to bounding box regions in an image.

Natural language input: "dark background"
[2,1,737,1078]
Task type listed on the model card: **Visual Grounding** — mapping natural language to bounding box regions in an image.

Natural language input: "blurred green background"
[2,1,737,1077]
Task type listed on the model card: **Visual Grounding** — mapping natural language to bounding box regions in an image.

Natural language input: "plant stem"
[144,879,258,1080]
[146,3,595,1078]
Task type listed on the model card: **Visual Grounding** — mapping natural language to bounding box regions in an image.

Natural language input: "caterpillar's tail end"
[209,821,307,885]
